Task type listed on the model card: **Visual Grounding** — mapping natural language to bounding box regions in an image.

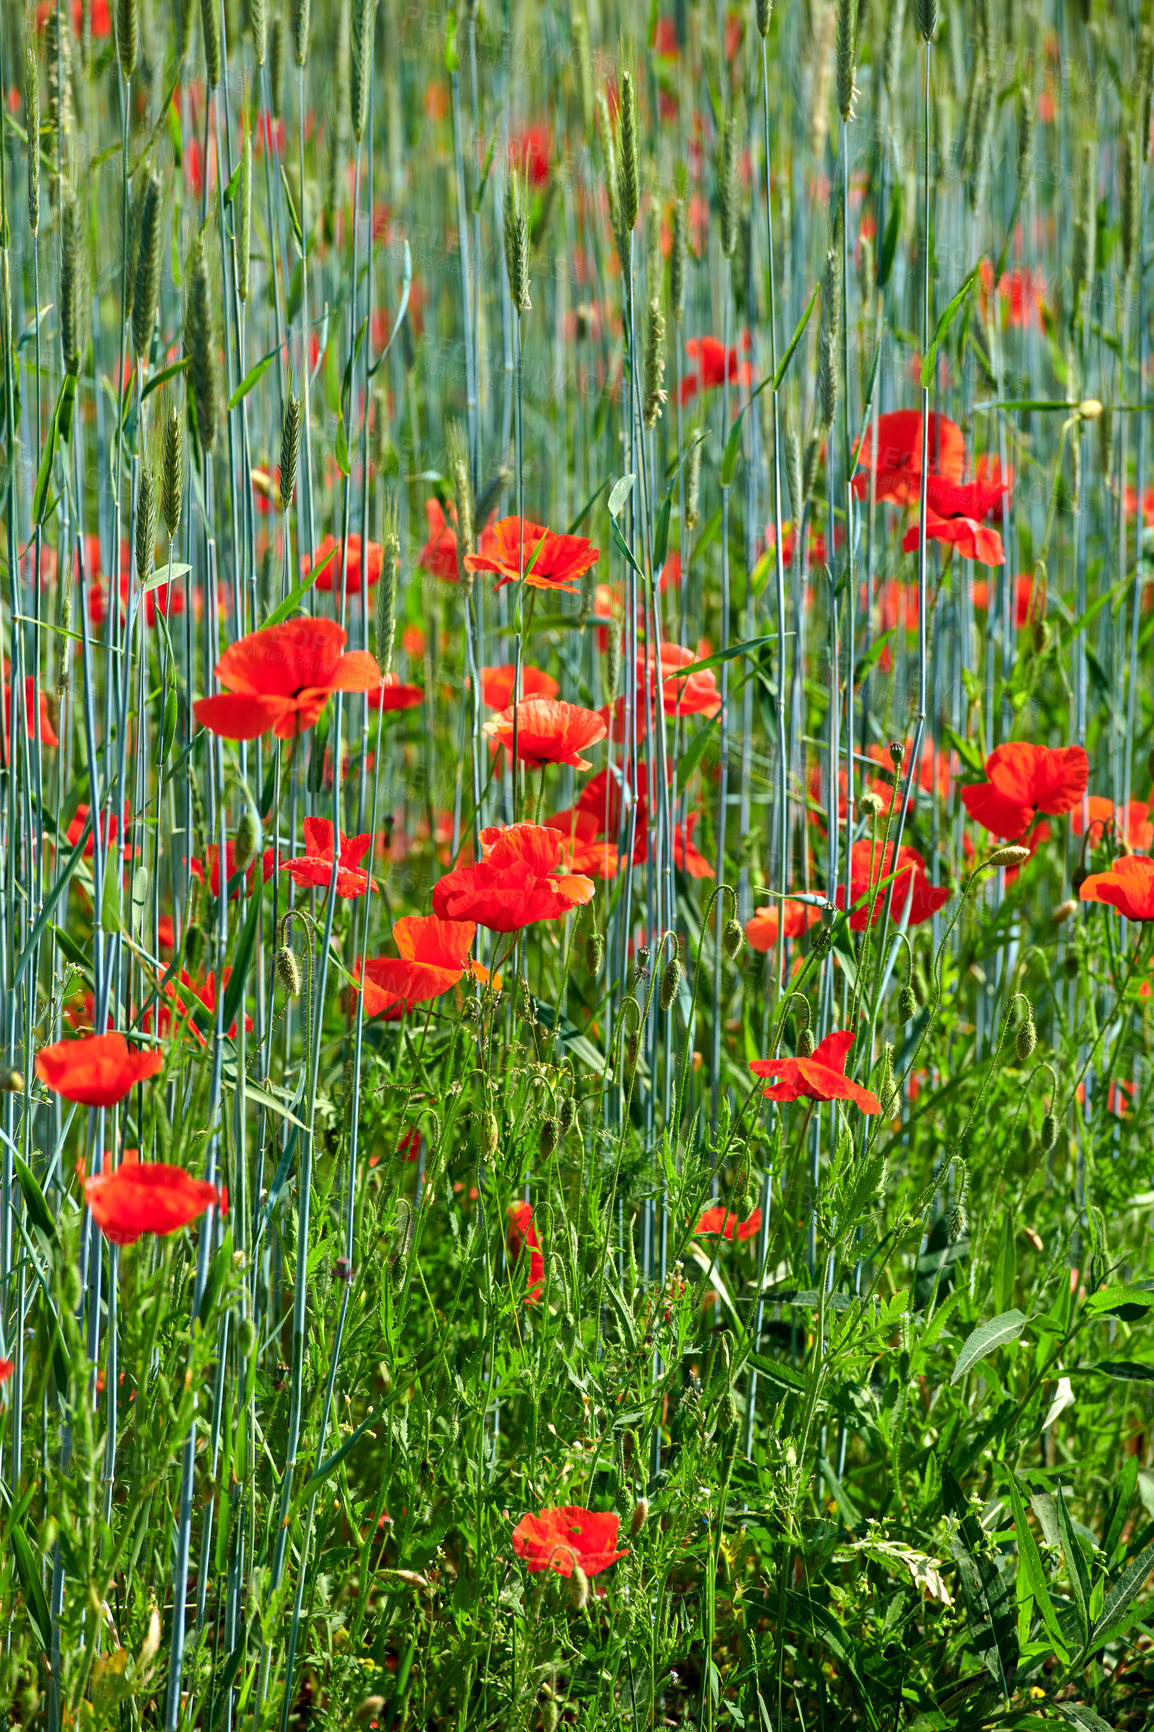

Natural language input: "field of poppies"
[3,0,1154,1726]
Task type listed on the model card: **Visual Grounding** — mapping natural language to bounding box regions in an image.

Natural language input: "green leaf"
[12,1526,51,1651]
[854,629,895,686]
[227,349,276,411]
[12,812,93,990]
[264,542,338,626]
[280,164,304,250]
[921,265,980,388]
[720,375,773,489]
[14,1155,57,1246]
[33,373,75,526]
[1005,1466,1069,1662]
[1054,1487,1092,1651]
[198,1227,234,1326]
[141,355,190,404]
[1092,1532,1154,1648]
[1092,1360,1154,1380]
[334,414,351,478]
[222,153,244,208]
[608,473,636,519]
[678,716,718,783]
[304,1401,386,1493]
[565,476,609,536]
[878,183,902,288]
[671,635,779,679]
[444,10,459,71]
[951,1309,1028,1384]
[774,284,819,391]
[219,880,263,1040]
[1085,1281,1154,1318]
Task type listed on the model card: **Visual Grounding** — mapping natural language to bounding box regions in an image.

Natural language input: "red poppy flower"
[653,15,680,56]
[283,816,378,897]
[161,969,254,1044]
[0,1360,12,1386]
[194,617,381,741]
[972,573,1037,630]
[464,518,600,595]
[961,741,1089,838]
[680,335,754,406]
[432,823,595,932]
[751,1029,881,1113]
[997,267,1046,329]
[836,839,949,931]
[1070,797,1153,852]
[902,506,1005,567]
[1079,855,1154,922]
[693,1204,762,1241]
[418,499,500,582]
[507,1201,546,1302]
[549,810,621,879]
[485,698,608,770]
[355,912,481,1016]
[36,1033,163,1107]
[509,125,551,185]
[638,643,721,718]
[674,811,713,879]
[5,672,58,748]
[851,409,967,505]
[65,803,134,860]
[745,901,821,953]
[480,664,560,709]
[368,672,424,712]
[922,474,1008,521]
[766,521,829,569]
[301,532,382,592]
[511,1506,627,1578]
[190,842,275,900]
[83,1149,225,1247]
[1124,485,1154,528]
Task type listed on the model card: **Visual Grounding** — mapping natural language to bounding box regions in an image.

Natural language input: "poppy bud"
[276,945,302,997]
[659,954,682,1011]
[388,1252,407,1296]
[625,1029,639,1075]
[947,1202,968,1243]
[1053,898,1078,924]
[1015,1017,1037,1062]
[61,1260,82,1313]
[1090,1250,1107,1291]
[889,740,905,767]
[482,1110,499,1161]
[567,1562,589,1611]
[356,1698,385,1723]
[0,1067,24,1093]
[722,919,744,960]
[897,983,916,1022]
[539,1116,558,1158]
[858,789,884,818]
[819,900,836,928]
[559,1096,574,1134]
[987,844,1031,868]
[585,931,604,976]
[1032,618,1050,655]
[792,995,811,1033]
[1078,397,1103,420]
[1071,864,1089,894]
[184,921,204,971]
[234,807,260,874]
[630,1496,649,1535]
[798,1027,815,1057]
[718,1389,740,1451]
[1041,1111,1057,1151]
[237,1317,256,1357]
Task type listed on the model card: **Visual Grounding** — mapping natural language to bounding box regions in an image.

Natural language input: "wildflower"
[1079,855,1154,922]
[464,518,600,595]
[190,841,275,900]
[751,1029,881,1113]
[355,912,482,1016]
[161,970,253,1044]
[480,665,559,709]
[283,816,379,897]
[511,1506,627,1578]
[637,642,721,718]
[972,573,1037,629]
[368,672,425,712]
[745,901,822,952]
[301,533,383,592]
[1070,797,1153,853]
[65,803,134,860]
[836,839,950,931]
[693,1204,762,1241]
[432,823,595,932]
[902,507,1005,567]
[550,809,621,879]
[36,1033,164,1107]
[850,409,967,505]
[5,669,58,748]
[961,741,1090,838]
[679,334,753,406]
[507,1201,546,1302]
[508,124,551,186]
[82,1149,225,1246]
[194,617,381,741]
[418,499,500,582]
[485,698,607,770]
[673,811,713,879]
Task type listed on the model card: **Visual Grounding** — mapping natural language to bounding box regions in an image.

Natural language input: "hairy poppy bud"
[559,1096,574,1134]
[1078,397,1103,420]
[237,1317,256,1356]
[1016,1017,1037,1062]
[482,1111,499,1161]
[792,995,810,1033]
[0,1067,24,1093]
[718,1389,740,1452]
[858,789,884,818]
[585,931,604,976]
[660,954,682,1011]
[987,844,1031,868]
[568,1561,589,1610]
[184,921,204,972]
[798,1027,815,1057]
[897,983,916,1021]
[234,806,260,873]
[630,1496,649,1535]
[947,1202,968,1243]
[625,1029,640,1075]
[1032,618,1051,656]
[388,1253,407,1296]
[356,1698,385,1723]
[276,945,302,997]
[1041,1111,1057,1151]
[722,918,744,960]
[889,740,905,767]
[1053,898,1078,924]
[539,1116,558,1158]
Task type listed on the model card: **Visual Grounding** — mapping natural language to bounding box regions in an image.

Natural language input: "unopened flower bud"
[625,1029,640,1075]
[1032,618,1051,656]
[897,983,917,1021]
[1041,1111,1057,1151]
[889,740,905,767]
[858,789,884,818]
[585,931,605,976]
[0,1067,24,1093]
[539,1116,558,1158]
[722,918,744,960]
[660,954,682,1011]
[567,1562,589,1611]
[1016,1017,1037,1062]
[792,995,810,1033]
[356,1698,386,1723]
[276,945,302,996]
[184,921,205,972]
[234,806,260,872]
[559,1096,574,1134]
[718,1389,740,1450]
[482,1111,499,1161]
[630,1496,649,1535]
[388,1252,408,1296]
[237,1317,256,1356]
[987,845,1031,868]
[798,1027,815,1057]
[1053,898,1078,924]
[1078,397,1103,420]
[947,1202,968,1243]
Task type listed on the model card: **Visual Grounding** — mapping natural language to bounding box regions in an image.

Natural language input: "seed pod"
[670,197,687,324]
[798,1027,815,1057]
[1015,1016,1037,1062]
[135,465,158,590]
[585,931,604,976]
[116,0,138,82]
[351,0,376,144]
[659,954,681,1012]
[539,1116,558,1158]
[249,0,267,65]
[26,49,40,240]
[947,1200,968,1242]
[201,0,222,87]
[914,0,937,41]
[185,235,219,453]
[1041,1111,1057,1151]
[60,188,83,378]
[1052,898,1078,924]
[559,1096,574,1135]
[0,1067,25,1094]
[163,408,184,541]
[836,0,856,121]
[722,918,744,961]
[279,392,301,510]
[237,123,252,304]
[817,248,840,431]
[482,1110,498,1161]
[889,740,905,767]
[234,807,261,872]
[718,106,739,261]
[276,944,302,997]
[643,293,666,428]
[897,982,916,1021]
[132,173,162,360]
[356,1699,386,1724]
[616,70,639,240]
